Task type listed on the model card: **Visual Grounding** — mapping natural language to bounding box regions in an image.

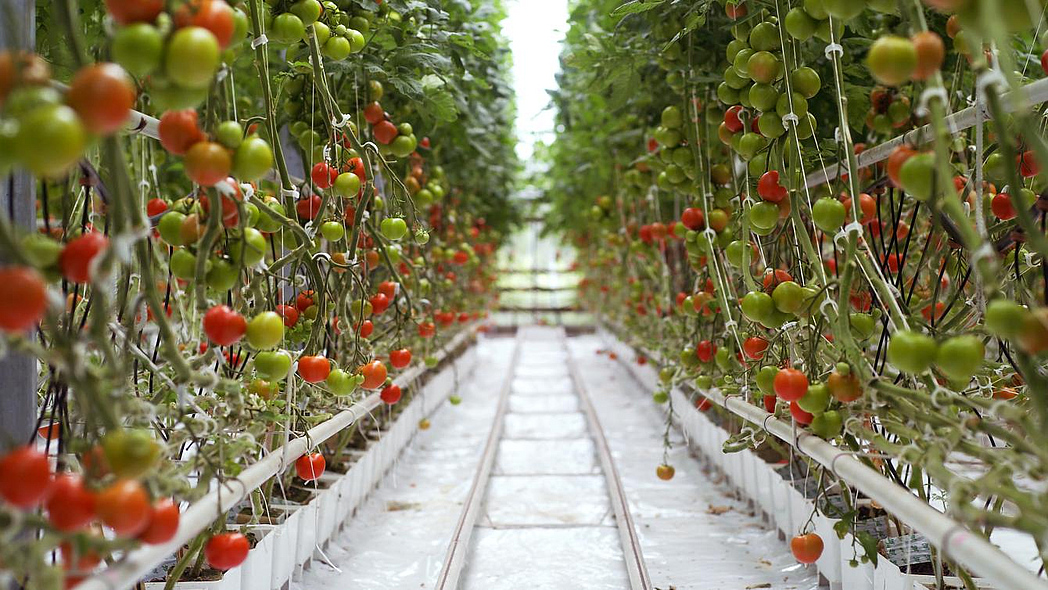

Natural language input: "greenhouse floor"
[292,327,818,590]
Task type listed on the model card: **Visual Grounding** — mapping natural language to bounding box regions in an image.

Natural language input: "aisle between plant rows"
[294,328,817,590]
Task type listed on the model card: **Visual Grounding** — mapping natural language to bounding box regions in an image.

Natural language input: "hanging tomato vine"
[0,0,518,588]
[547,0,1048,580]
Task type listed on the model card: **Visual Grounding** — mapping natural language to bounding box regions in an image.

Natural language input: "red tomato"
[205,532,249,570]
[158,110,205,155]
[389,348,412,369]
[1018,150,1040,177]
[363,102,385,125]
[298,355,330,383]
[0,446,52,508]
[992,192,1017,220]
[345,157,367,184]
[681,207,705,231]
[60,232,109,284]
[724,105,744,133]
[139,498,180,544]
[295,452,326,481]
[146,198,169,217]
[96,479,151,537]
[310,162,337,189]
[762,268,793,291]
[370,292,390,315]
[66,63,136,135]
[762,394,777,413]
[378,280,397,299]
[105,0,164,24]
[177,0,235,48]
[774,368,809,401]
[360,360,387,389]
[357,319,374,337]
[453,250,469,265]
[202,304,247,346]
[296,195,322,220]
[696,397,713,412]
[789,401,814,425]
[373,120,399,145]
[276,304,299,327]
[0,266,48,333]
[47,474,96,532]
[742,336,768,360]
[696,340,716,363]
[295,291,314,311]
[417,321,435,338]
[380,383,402,404]
[791,533,824,564]
[757,170,788,202]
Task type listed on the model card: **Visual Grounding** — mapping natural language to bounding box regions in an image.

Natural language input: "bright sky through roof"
[503,0,569,162]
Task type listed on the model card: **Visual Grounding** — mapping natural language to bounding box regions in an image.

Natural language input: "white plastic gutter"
[73,327,477,590]
[804,76,1048,188]
[601,324,1048,590]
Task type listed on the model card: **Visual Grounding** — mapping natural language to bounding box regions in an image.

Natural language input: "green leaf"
[611,0,668,18]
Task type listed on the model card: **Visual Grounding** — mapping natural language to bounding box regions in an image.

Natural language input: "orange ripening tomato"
[791,533,824,564]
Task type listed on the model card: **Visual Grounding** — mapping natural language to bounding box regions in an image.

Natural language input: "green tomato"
[320,221,345,242]
[380,217,408,241]
[810,410,843,438]
[424,355,438,368]
[887,330,938,374]
[290,0,322,24]
[790,67,821,99]
[742,291,775,324]
[158,211,190,247]
[233,137,274,182]
[390,134,418,158]
[347,29,366,52]
[206,258,238,291]
[215,120,244,149]
[169,248,198,280]
[246,312,285,350]
[101,429,161,479]
[255,350,292,379]
[21,233,63,268]
[449,394,462,405]
[271,13,306,44]
[985,299,1030,339]
[797,382,831,414]
[255,199,285,233]
[230,227,266,266]
[849,313,877,340]
[112,23,163,77]
[653,390,669,404]
[749,201,779,230]
[756,365,778,395]
[326,368,356,395]
[812,197,846,233]
[772,281,805,314]
[784,7,817,41]
[165,27,221,89]
[661,105,684,128]
[899,153,937,202]
[334,172,361,197]
[935,335,985,382]
[323,36,352,61]
[15,105,86,179]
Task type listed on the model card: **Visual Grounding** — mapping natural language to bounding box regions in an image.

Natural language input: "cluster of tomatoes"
[0,53,136,179]
[0,431,180,585]
[363,99,420,160]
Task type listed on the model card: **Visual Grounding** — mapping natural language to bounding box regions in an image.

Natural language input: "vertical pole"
[0,0,39,452]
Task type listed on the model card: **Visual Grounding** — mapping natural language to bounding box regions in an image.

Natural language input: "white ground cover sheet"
[566,335,820,590]
[295,330,819,590]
